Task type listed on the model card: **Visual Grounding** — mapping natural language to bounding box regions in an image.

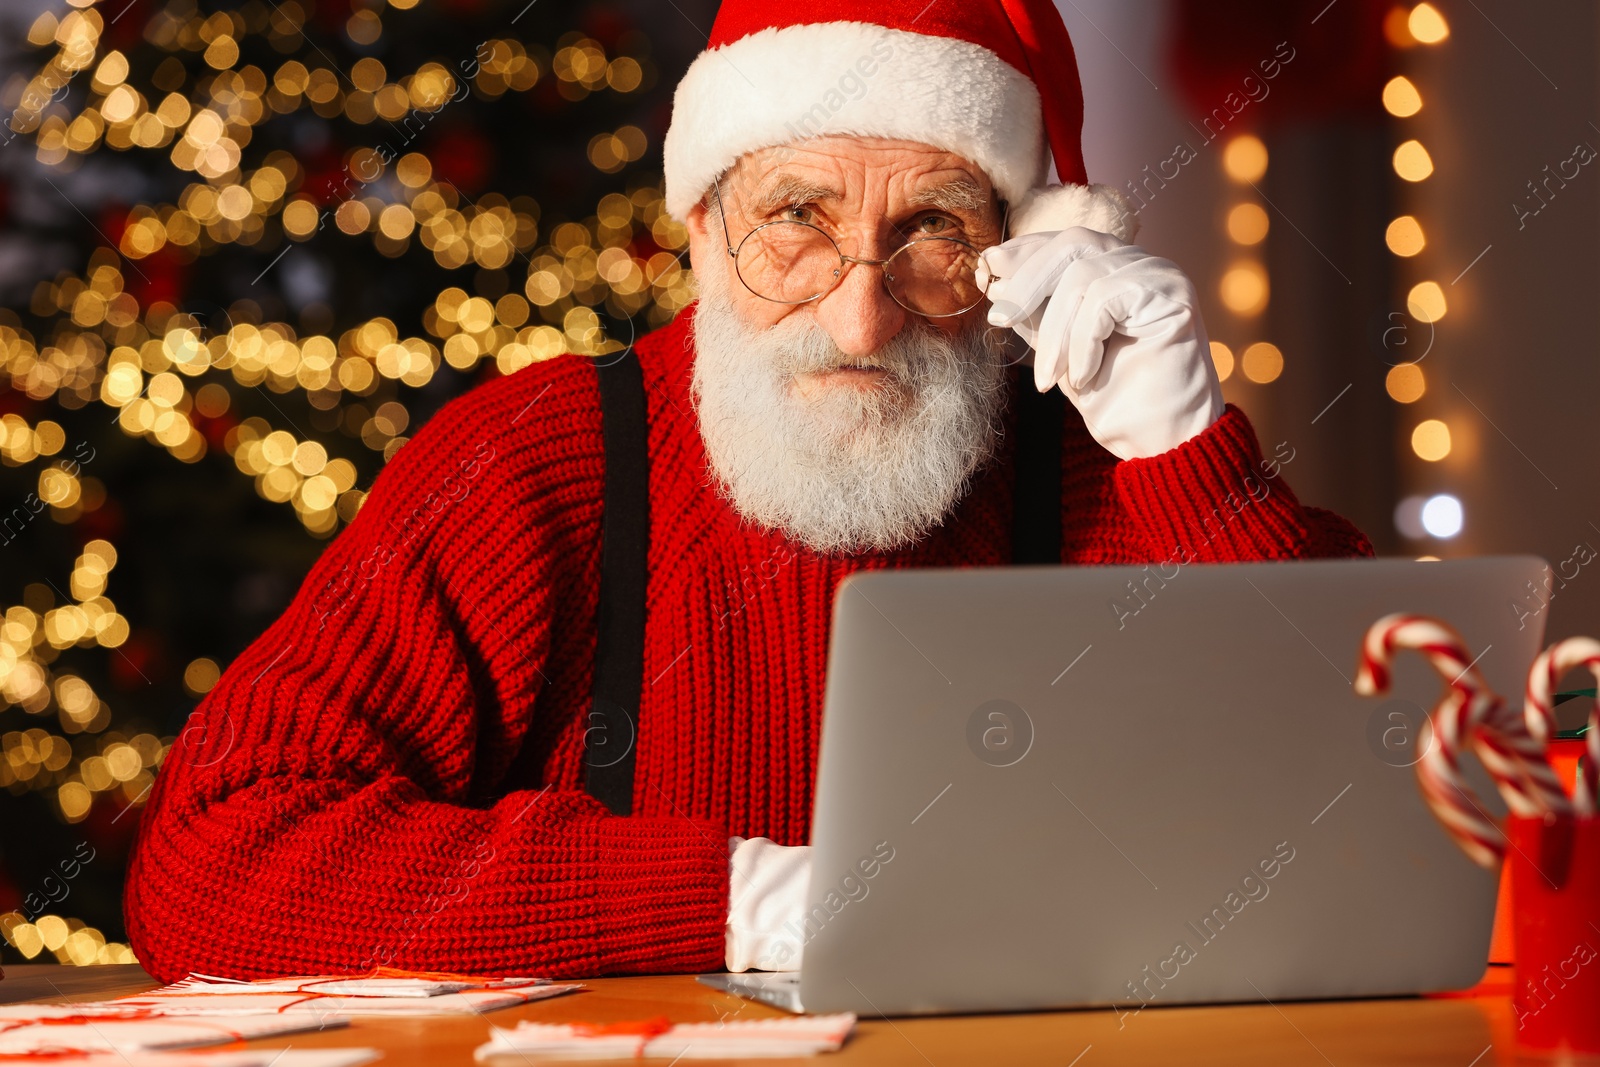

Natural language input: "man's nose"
[813,254,907,358]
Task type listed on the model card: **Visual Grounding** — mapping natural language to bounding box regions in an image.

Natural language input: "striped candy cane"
[1356,614,1571,868]
[1356,613,1570,817]
[1412,686,1506,868]
[1524,636,1600,816]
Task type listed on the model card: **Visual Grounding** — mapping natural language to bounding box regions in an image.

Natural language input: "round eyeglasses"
[713,177,1001,319]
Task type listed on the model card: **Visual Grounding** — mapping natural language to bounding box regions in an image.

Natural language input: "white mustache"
[769,317,1000,387]
[688,264,1010,555]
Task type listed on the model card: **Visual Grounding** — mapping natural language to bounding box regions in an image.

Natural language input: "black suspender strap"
[1011,372,1065,565]
[584,356,1063,814]
[585,352,649,816]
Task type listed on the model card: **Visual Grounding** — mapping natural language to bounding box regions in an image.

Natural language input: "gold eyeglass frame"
[711,175,1009,319]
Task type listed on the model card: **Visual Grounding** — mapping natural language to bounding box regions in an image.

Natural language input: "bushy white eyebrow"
[728,173,990,221]
[906,180,988,214]
[747,174,842,216]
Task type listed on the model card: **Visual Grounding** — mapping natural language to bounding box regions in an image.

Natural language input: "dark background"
[0,0,1592,966]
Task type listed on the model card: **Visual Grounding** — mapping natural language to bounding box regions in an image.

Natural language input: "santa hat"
[661,0,1137,242]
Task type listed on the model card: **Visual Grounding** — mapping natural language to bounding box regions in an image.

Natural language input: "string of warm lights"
[3,11,696,532]
[0,912,137,966]
[1379,2,1456,550]
[0,537,156,965]
[0,0,695,966]
[1211,132,1285,391]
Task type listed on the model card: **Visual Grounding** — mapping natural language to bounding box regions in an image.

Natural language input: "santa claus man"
[125,0,1371,982]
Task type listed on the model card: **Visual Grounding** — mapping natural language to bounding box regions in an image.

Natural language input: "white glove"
[725,836,811,972]
[977,227,1225,461]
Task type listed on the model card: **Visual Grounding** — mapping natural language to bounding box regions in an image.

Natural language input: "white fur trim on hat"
[1010,182,1140,243]
[663,21,1046,222]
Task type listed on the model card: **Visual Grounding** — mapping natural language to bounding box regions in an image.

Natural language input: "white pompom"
[1010,183,1140,243]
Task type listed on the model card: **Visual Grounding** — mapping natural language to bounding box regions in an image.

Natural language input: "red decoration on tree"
[426,127,494,196]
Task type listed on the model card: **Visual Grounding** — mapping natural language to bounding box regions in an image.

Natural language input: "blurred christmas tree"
[0,0,707,965]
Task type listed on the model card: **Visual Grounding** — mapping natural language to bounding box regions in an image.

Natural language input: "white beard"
[688,264,1011,555]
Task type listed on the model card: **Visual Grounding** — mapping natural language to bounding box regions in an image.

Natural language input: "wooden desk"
[0,962,1562,1065]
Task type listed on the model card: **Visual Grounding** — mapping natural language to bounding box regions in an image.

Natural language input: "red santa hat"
[662,0,1137,241]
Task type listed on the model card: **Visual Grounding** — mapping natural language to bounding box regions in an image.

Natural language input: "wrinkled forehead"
[720,138,1001,217]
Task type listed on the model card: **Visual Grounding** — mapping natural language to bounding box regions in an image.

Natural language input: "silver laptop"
[701,555,1549,1016]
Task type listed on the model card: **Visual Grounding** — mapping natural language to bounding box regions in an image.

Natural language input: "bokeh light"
[1222,135,1268,183]
[1382,76,1422,117]
[1385,363,1426,403]
[1209,341,1235,382]
[1407,281,1448,323]
[1421,493,1464,538]
[1409,3,1450,44]
[1393,140,1435,182]
[1410,419,1452,461]
[1226,203,1269,245]
[1240,342,1284,384]
[1220,263,1269,315]
[1385,216,1426,257]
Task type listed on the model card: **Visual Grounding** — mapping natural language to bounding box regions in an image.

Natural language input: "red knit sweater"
[124,304,1373,983]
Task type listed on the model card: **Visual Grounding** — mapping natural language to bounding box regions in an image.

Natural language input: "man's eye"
[915,214,955,235]
[781,205,816,224]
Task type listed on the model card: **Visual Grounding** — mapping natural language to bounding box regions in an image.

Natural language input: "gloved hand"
[976,227,1225,462]
[725,836,811,972]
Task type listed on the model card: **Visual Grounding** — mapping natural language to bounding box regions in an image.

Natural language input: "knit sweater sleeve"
[1113,403,1375,562]
[124,358,729,984]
